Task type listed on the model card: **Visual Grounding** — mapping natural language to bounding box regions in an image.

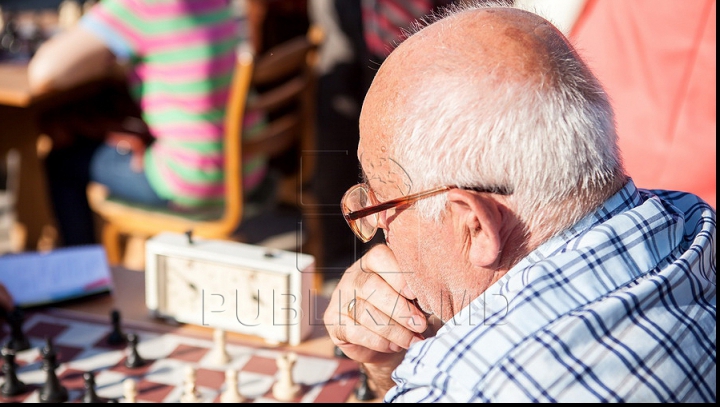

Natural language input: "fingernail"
[389,343,402,352]
[400,285,415,299]
[410,315,427,332]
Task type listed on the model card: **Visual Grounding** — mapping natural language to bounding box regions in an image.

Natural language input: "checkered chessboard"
[0,308,361,403]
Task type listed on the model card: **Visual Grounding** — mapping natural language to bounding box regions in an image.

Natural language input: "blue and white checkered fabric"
[386,180,716,402]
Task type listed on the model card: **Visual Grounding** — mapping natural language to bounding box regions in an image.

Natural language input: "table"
[0,62,56,251]
[65,266,339,355]
[5,266,379,403]
[0,62,123,251]
[0,63,34,108]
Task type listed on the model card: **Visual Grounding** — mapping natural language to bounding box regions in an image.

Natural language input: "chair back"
[218,44,254,233]
[245,34,318,189]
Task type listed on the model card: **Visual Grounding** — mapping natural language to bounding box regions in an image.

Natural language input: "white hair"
[387,1,624,238]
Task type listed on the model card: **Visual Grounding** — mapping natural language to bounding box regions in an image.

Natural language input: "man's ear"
[446,189,502,267]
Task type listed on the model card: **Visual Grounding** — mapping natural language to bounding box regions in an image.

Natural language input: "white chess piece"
[179,365,201,403]
[220,368,244,403]
[272,352,301,401]
[208,329,230,366]
[122,378,137,403]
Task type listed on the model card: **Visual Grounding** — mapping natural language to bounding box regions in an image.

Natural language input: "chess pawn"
[38,352,68,403]
[272,352,301,402]
[354,367,376,401]
[107,309,126,346]
[122,378,137,403]
[208,329,230,366]
[334,345,349,359]
[180,381,200,403]
[81,371,102,403]
[124,333,145,369]
[41,337,59,370]
[0,348,27,397]
[220,368,244,403]
[6,308,30,352]
[179,365,200,403]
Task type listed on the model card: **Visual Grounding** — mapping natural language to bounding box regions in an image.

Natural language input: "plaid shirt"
[386,180,716,402]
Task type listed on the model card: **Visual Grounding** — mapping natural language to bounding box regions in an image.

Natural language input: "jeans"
[45,140,167,246]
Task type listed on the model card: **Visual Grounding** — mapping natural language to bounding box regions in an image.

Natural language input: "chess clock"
[145,232,316,346]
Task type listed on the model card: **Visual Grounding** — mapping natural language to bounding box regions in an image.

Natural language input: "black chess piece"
[81,371,102,403]
[5,308,30,352]
[40,337,59,370]
[334,345,349,359]
[107,309,126,346]
[354,368,376,401]
[0,348,28,397]
[38,348,68,403]
[124,333,145,369]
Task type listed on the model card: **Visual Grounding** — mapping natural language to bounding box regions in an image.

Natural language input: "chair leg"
[123,235,147,271]
[102,223,122,266]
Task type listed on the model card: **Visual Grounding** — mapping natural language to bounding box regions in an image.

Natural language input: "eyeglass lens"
[343,185,378,242]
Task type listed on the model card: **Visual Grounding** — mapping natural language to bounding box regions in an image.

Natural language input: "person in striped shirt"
[28,0,266,246]
[324,2,716,402]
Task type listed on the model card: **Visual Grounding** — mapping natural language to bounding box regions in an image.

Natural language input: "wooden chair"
[87,30,322,278]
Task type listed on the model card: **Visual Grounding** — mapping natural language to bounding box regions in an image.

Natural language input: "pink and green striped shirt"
[81,0,266,207]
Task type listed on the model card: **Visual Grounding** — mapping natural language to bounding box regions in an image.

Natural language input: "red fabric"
[570,0,716,208]
[362,0,443,58]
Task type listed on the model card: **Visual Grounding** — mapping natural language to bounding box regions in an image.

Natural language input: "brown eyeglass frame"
[342,183,513,222]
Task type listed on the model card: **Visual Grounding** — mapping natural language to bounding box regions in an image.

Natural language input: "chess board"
[0,308,361,403]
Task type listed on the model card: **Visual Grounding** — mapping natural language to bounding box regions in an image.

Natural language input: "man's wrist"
[362,354,404,399]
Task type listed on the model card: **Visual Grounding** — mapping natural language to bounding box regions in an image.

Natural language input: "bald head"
[358,2,624,240]
[367,6,582,117]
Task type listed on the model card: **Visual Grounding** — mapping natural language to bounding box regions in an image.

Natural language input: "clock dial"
[146,232,315,345]
[163,257,202,317]
[158,255,292,343]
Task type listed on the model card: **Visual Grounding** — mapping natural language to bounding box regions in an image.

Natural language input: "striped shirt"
[81,0,266,207]
[386,180,716,402]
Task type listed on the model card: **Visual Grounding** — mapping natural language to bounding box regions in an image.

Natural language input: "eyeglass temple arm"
[344,184,512,221]
[344,186,453,221]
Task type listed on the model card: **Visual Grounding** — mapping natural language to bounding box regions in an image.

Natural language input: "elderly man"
[323,2,716,403]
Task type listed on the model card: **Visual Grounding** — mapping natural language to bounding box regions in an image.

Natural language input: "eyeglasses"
[341,183,512,242]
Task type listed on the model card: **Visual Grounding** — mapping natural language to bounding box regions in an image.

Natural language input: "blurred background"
[0,0,715,289]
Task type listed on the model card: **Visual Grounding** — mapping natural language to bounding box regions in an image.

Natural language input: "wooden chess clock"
[145,232,316,346]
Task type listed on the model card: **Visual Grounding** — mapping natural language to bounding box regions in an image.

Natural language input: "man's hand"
[324,244,428,396]
[106,132,148,172]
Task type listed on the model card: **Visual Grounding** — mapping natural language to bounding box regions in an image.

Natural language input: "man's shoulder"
[388,182,717,402]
